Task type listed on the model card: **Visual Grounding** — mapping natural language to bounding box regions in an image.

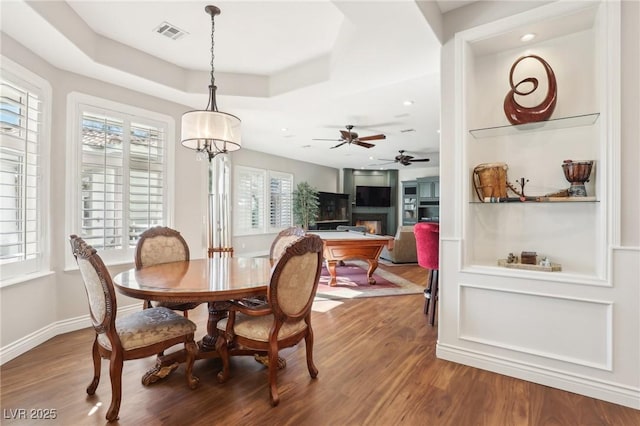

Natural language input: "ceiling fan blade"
[340,130,354,141]
[377,158,396,162]
[368,161,395,166]
[312,138,342,141]
[330,141,348,149]
[409,158,430,162]
[353,140,375,148]
[357,134,386,142]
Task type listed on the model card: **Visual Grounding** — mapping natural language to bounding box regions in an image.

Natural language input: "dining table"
[113,256,272,385]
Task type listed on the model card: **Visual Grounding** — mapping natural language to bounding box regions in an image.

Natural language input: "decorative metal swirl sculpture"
[503,55,557,125]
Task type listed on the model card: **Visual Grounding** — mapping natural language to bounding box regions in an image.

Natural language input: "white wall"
[0,33,339,361]
[438,0,639,409]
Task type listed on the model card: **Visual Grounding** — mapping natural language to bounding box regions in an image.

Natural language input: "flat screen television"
[355,186,391,207]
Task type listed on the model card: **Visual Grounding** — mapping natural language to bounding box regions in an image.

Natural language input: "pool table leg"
[367,259,379,284]
[326,260,338,286]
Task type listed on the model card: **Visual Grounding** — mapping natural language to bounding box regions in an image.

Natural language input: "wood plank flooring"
[1,264,638,425]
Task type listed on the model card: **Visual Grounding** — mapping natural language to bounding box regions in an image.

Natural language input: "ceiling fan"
[312,125,386,149]
[375,150,431,166]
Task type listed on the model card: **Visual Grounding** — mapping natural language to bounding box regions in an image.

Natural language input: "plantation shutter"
[79,111,166,250]
[0,79,41,267]
[234,166,265,235]
[269,171,293,231]
[128,122,165,244]
[80,112,125,249]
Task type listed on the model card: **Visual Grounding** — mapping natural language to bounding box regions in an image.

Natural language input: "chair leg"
[216,338,229,383]
[304,328,319,379]
[184,336,199,389]
[87,336,101,395]
[268,341,280,406]
[423,269,433,315]
[106,349,124,422]
[215,335,230,384]
[428,270,439,326]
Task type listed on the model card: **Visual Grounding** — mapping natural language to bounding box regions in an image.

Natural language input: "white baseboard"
[0,304,140,365]
[437,343,640,410]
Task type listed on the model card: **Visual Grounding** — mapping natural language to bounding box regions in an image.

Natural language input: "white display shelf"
[470,196,598,204]
[469,113,600,139]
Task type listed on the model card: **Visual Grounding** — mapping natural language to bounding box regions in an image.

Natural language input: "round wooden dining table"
[113,256,272,384]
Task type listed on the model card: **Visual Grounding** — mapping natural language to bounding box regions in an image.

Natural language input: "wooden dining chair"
[69,235,199,422]
[135,226,201,317]
[215,234,324,406]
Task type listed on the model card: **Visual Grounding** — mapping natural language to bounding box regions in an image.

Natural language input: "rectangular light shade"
[181,110,241,151]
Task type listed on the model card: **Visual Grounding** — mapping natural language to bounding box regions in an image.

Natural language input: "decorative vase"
[561,160,593,197]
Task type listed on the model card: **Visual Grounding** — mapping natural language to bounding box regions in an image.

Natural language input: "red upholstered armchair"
[414,222,440,326]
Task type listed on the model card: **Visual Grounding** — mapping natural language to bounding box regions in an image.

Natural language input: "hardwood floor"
[2,263,638,425]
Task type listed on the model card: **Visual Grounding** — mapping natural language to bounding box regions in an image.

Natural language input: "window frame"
[233,165,293,236]
[0,57,52,286]
[65,92,175,268]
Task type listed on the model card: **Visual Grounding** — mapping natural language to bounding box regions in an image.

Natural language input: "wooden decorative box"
[520,251,537,265]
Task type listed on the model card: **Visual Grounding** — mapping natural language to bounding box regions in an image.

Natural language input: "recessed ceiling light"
[403,100,414,106]
[520,33,536,42]
[281,127,288,132]
[369,156,374,160]
[436,129,441,134]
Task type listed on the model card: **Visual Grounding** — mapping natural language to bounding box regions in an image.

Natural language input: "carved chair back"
[135,226,189,270]
[269,226,306,265]
[69,235,118,339]
[268,234,324,323]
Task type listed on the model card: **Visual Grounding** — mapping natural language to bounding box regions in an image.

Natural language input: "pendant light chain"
[210,12,216,88]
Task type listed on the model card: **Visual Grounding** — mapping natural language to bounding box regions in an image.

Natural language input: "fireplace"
[352,213,387,235]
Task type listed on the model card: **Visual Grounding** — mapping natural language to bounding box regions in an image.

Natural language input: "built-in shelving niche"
[460,2,607,280]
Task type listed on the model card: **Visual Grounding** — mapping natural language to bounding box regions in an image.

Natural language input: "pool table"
[308,230,394,286]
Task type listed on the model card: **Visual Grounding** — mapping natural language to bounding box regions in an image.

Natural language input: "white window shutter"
[0,78,42,274]
[78,110,167,251]
[234,166,265,235]
[268,171,293,232]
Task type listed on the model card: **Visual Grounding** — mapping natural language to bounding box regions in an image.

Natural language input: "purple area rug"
[315,261,423,299]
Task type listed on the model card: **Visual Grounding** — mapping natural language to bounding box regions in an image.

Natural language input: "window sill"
[0,270,55,289]
[64,259,134,273]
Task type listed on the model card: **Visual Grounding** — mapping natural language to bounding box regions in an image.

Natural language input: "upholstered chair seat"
[97,307,197,351]
[217,313,307,342]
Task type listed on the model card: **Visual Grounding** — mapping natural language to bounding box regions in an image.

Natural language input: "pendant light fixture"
[181,5,241,161]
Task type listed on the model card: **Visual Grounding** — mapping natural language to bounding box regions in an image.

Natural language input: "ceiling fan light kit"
[181,5,241,162]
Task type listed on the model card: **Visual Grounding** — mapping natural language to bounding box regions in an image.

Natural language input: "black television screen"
[355,186,391,207]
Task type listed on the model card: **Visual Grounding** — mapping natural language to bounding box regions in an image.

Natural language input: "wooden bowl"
[562,160,593,183]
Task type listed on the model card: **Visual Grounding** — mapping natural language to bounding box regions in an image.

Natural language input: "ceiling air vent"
[154,22,188,40]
